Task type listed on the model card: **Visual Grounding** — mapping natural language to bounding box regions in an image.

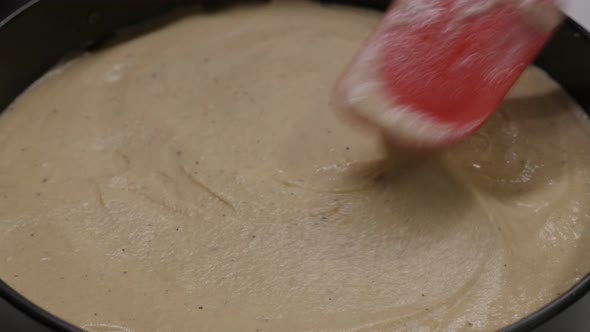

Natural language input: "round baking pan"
[1,1,589,331]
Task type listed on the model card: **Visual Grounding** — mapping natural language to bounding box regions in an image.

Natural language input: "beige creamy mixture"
[1,1,590,331]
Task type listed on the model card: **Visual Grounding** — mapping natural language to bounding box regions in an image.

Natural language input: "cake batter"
[0,1,590,331]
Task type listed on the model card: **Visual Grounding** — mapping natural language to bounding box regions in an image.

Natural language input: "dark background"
[0,0,26,19]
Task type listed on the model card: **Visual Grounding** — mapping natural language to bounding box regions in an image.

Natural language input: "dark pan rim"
[0,0,38,26]
[0,2,590,332]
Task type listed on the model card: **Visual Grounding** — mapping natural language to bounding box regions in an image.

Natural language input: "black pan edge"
[0,0,198,112]
[0,1,590,332]
[502,272,590,332]
[0,279,79,332]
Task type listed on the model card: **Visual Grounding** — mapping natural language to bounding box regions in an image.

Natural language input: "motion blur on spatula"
[335,0,565,150]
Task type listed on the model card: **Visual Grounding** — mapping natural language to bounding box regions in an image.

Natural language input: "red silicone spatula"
[335,0,564,149]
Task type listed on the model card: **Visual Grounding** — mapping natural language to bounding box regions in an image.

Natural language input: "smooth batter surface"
[1,1,590,331]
